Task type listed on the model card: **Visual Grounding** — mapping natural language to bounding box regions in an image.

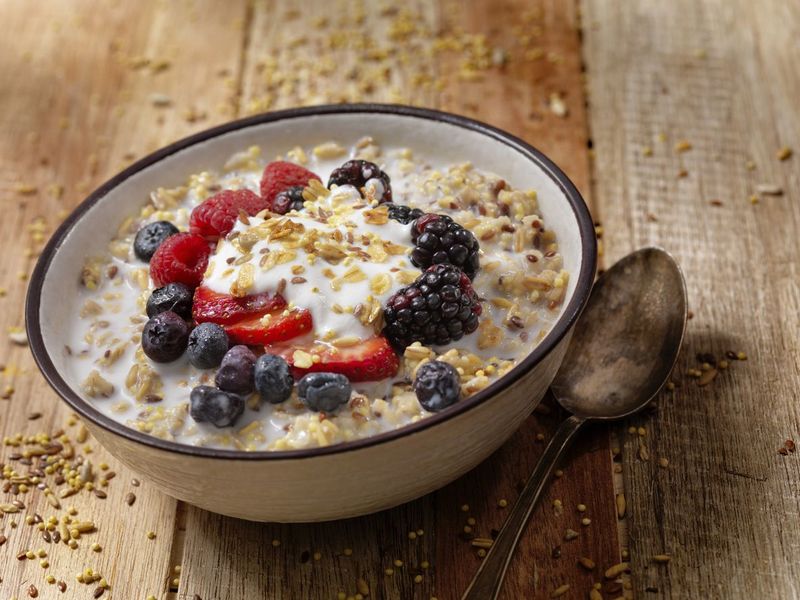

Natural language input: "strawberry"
[192,286,287,325]
[279,336,399,382]
[149,232,211,289]
[225,309,313,345]
[260,161,321,210]
[189,189,268,241]
[192,286,311,345]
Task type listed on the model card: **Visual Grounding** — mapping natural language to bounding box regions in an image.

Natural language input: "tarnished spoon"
[462,247,687,600]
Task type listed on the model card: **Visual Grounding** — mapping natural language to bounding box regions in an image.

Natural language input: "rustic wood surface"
[2,0,797,598]
[583,0,800,597]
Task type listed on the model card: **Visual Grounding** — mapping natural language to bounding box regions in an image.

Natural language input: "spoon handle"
[460,414,586,600]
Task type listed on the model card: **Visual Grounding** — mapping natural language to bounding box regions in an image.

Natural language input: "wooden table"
[1,1,797,598]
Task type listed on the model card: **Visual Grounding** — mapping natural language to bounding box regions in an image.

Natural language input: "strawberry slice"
[193,286,312,345]
[225,309,313,345]
[193,286,286,325]
[279,336,399,382]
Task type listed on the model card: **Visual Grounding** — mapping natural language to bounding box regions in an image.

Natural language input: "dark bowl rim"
[26,103,597,461]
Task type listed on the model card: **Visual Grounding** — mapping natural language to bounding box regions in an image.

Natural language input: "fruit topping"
[259,161,321,210]
[149,232,210,289]
[383,264,482,350]
[189,385,245,428]
[297,372,351,412]
[146,282,194,320]
[133,220,179,262]
[327,159,392,203]
[189,189,268,241]
[193,286,287,326]
[387,204,424,225]
[187,322,229,369]
[223,308,313,346]
[215,345,256,394]
[410,214,480,279]
[141,311,190,363]
[271,185,306,215]
[281,335,399,382]
[254,354,294,404]
[413,360,461,412]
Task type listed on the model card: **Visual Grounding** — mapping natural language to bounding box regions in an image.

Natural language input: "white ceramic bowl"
[27,104,596,522]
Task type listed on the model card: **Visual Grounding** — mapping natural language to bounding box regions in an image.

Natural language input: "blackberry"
[388,204,424,225]
[272,185,305,215]
[383,264,482,350]
[327,159,392,203]
[413,360,461,412]
[410,214,480,279]
[133,220,179,262]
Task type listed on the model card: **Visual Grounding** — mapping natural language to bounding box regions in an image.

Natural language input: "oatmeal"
[69,137,568,451]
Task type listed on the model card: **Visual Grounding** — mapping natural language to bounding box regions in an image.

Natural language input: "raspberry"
[327,159,392,203]
[410,213,480,279]
[189,189,267,241]
[149,232,211,289]
[383,264,482,350]
[259,161,321,210]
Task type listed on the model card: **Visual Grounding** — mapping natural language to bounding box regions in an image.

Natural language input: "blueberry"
[254,354,294,404]
[189,385,245,428]
[413,360,461,412]
[146,283,194,320]
[215,345,256,394]
[187,323,229,369]
[141,311,189,363]
[297,372,351,412]
[133,220,179,262]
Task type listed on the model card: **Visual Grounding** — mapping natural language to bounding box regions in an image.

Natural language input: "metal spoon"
[461,247,687,600]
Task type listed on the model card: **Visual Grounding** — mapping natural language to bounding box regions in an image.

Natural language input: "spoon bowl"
[552,247,687,419]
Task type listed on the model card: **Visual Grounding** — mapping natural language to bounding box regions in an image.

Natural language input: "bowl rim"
[26,103,597,461]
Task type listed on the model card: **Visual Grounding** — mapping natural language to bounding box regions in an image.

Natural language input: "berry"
[187,323,229,369]
[149,232,210,289]
[225,309,312,346]
[215,345,256,394]
[260,161,321,210]
[271,185,306,215]
[189,189,268,241]
[383,264,482,350]
[387,204,424,225]
[141,311,190,363]
[327,159,392,203]
[193,286,287,325]
[413,360,461,412]
[410,214,480,279]
[297,372,351,412]
[189,385,245,428]
[281,335,398,382]
[146,283,193,320]
[254,354,293,404]
[133,221,179,262]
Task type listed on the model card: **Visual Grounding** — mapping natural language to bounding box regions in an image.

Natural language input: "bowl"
[26,104,596,522]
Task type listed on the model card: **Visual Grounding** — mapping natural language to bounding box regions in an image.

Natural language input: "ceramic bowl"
[26,104,596,522]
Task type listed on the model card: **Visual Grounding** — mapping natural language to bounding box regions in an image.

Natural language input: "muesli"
[71,137,568,450]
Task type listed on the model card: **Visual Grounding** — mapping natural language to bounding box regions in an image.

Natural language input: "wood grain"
[583,0,800,597]
[0,1,247,598]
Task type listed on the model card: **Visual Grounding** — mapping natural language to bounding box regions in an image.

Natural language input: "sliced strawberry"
[193,286,287,326]
[280,336,399,382]
[225,309,312,345]
[260,161,321,210]
[189,189,268,241]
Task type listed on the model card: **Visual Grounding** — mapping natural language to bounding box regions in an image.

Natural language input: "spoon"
[461,247,687,600]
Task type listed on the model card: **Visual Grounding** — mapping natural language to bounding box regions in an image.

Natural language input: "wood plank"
[179,2,619,599]
[583,0,800,597]
[0,1,247,598]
